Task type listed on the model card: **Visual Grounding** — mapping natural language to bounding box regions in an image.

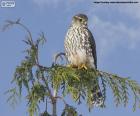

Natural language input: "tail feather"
[91,88,103,107]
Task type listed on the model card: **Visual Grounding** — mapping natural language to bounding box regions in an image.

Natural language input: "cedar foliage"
[3,19,140,116]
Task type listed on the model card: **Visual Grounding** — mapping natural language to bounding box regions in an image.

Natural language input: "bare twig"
[53,52,66,65]
[55,96,67,106]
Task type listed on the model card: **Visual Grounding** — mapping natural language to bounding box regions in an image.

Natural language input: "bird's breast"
[65,26,92,67]
[68,49,87,66]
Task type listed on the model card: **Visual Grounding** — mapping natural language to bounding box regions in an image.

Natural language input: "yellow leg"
[78,64,88,70]
[67,64,88,70]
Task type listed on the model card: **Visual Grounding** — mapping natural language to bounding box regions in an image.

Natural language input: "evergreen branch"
[3,19,33,43]
[4,19,140,116]
[5,87,19,108]
[61,104,78,116]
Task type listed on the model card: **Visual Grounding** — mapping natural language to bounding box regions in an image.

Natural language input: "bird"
[64,13,103,107]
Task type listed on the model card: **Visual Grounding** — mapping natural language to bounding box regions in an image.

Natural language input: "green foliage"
[5,88,19,108]
[4,20,140,116]
[27,83,47,116]
[40,111,51,116]
[61,104,78,116]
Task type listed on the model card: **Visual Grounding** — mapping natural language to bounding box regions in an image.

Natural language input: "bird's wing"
[84,27,97,69]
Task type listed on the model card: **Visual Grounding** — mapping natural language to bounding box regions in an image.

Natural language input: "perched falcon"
[64,13,103,106]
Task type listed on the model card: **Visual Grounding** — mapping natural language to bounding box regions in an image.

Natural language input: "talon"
[78,64,88,70]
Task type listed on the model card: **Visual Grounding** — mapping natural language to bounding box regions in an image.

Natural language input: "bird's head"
[72,14,88,27]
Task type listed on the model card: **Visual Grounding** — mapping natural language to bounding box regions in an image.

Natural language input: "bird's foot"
[78,64,88,70]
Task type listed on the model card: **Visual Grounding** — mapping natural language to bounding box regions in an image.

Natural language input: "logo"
[0,0,15,8]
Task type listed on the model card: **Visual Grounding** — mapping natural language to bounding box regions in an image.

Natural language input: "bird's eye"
[79,18,82,22]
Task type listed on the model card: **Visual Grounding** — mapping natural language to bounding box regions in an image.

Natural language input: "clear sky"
[0,0,140,116]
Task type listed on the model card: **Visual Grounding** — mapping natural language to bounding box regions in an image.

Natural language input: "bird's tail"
[91,86,103,107]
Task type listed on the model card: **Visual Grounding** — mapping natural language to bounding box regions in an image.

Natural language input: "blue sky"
[0,0,140,115]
